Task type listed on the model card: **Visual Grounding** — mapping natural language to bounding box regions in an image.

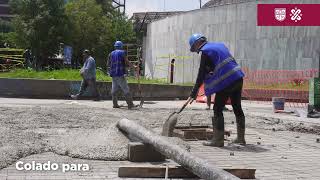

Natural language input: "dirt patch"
[285,124,320,135]
[241,113,320,135]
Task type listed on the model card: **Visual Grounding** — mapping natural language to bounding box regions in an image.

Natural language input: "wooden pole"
[117,119,240,180]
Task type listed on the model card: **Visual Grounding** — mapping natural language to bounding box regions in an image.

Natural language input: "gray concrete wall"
[0,78,308,102]
[0,78,192,100]
[144,0,320,83]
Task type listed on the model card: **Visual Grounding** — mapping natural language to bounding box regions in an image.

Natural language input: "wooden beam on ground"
[117,119,240,180]
[128,142,166,162]
[118,166,256,179]
[118,166,197,178]
[173,126,231,141]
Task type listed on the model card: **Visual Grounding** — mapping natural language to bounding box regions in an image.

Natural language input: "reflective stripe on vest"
[211,56,235,77]
[205,65,241,92]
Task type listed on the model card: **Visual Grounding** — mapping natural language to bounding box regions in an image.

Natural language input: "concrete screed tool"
[162,98,193,136]
[136,62,144,108]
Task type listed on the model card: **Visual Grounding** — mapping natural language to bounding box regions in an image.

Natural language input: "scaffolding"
[124,44,143,76]
[132,11,183,34]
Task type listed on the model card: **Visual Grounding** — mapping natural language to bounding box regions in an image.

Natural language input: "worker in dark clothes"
[188,34,246,147]
[206,95,212,110]
[108,41,136,109]
[23,48,32,68]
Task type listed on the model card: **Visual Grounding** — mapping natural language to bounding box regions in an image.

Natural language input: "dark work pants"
[207,95,211,107]
[213,78,245,130]
[78,78,100,98]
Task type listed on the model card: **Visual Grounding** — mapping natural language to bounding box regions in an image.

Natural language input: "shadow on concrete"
[222,144,269,153]
[142,101,157,104]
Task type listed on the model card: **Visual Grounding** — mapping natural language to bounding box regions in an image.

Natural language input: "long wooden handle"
[177,99,192,114]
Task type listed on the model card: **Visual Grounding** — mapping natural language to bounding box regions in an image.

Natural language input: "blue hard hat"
[114,41,123,49]
[189,34,206,52]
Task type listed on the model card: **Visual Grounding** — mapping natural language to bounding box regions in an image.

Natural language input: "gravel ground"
[0,104,194,169]
[0,101,319,171]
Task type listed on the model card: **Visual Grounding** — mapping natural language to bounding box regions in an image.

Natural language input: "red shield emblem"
[274,8,286,22]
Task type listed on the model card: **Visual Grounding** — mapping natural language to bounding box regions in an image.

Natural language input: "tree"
[65,0,112,67]
[0,19,18,48]
[95,0,115,16]
[10,0,72,68]
[65,0,135,68]
[9,0,136,69]
[0,19,14,33]
[111,12,136,44]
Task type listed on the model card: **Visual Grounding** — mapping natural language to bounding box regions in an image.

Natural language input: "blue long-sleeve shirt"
[82,56,96,80]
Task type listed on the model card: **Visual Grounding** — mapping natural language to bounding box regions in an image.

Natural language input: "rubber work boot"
[125,93,135,109]
[232,116,246,145]
[112,95,120,108]
[203,116,224,147]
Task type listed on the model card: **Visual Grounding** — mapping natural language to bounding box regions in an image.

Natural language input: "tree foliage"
[65,0,135,67]
[10,0,72,67]
[9,0,136,68]
[0,20,17,48]
[65,0,112,67]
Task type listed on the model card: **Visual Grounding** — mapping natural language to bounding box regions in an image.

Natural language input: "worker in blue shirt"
[71,49,100,101]
[108,41,136,109]
[188,34,246,147]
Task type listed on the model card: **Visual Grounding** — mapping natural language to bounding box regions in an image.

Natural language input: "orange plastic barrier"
[195,68,318,107]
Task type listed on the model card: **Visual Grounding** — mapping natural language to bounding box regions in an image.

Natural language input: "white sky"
[126,0,211,17]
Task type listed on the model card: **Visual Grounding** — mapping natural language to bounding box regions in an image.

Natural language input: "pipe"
[117,119,240,180]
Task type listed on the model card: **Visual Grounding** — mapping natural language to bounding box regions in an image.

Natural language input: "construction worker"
[71,49,100,101]
[108,41,136,109]
[188,34,246,147]
[23,48,32,68]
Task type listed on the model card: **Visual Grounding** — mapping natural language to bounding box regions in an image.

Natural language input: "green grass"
[0,69,309,90]
[0,68,176,85]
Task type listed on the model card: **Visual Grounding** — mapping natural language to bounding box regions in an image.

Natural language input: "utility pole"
[112,0,126,15]
[200,0,202,8]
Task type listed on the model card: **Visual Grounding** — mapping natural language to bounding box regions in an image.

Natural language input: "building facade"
[143,0,320,84]
[0,0,12,20]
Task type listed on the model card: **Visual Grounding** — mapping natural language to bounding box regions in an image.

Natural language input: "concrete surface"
[0,98,319,179]
[143,0,320,83]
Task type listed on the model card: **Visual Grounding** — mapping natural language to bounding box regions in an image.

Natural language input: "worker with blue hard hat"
[107,40,136,109]
[188,33,246,147]
[114,41,123,49]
